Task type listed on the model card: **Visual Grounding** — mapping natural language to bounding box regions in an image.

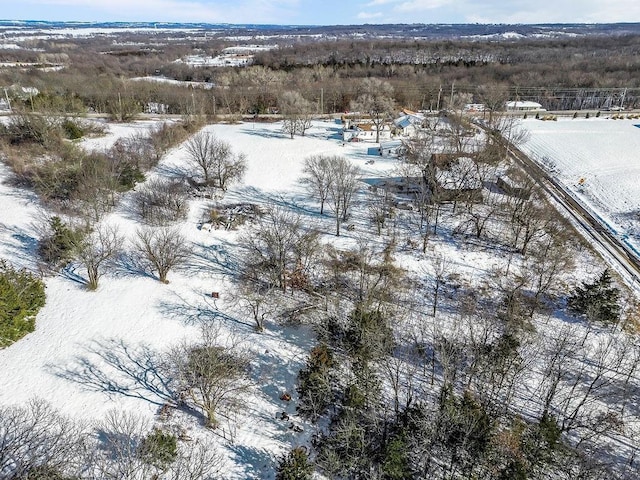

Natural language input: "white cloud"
[352,0,640,24]
[395,0,453,12]
[357,11,384,19]
[19,0,301,23]
[365,0,398,6]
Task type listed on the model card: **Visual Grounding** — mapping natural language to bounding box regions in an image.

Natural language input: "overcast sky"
[5,0,640,25]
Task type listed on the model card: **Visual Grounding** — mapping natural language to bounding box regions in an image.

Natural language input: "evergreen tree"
[38,216,86,267]
[0,260,46,347]
[568,269,621,324]
[138,428,178,470]
[297,344,336,421]
[276,447,314,480]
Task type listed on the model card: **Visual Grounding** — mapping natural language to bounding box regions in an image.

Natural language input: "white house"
[393,112,424,137]
[505,100,545,112]
[342,122,392,142]
[378,140,404,156]
[145,102,169,114]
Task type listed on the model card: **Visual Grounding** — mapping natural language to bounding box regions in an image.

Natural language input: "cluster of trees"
[4,30,640,118]
[208,108,637,478]
[0,117,240,293]
[0,260,46,348]
[301,154,360,236]
[38,215,190,289]
[0,319,255,478]
[0,399,222,479]
[184,131,247,190]
[0,114,200,219]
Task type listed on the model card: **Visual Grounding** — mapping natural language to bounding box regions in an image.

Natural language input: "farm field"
[520,117,640,257]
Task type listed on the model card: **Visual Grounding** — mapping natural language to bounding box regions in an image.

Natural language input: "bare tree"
[240,206,319,293]
[0,400,87,479]
[166,439,224,480]
[94,410,153,480]
[231,281,281,332]
[301,154,331,215]
[184,131,247,191]
[75,223,122,290]
[279,90,314,138]
[426,251,451,316]
[476,83,509,125]
[367,186,394,236]
[326,156,361,236]
[350,78,395,143]
[400,128,446,237]
[524,227,574,316]
[134,227,190,283]
[134,178,190,226]
[173,334,252,428]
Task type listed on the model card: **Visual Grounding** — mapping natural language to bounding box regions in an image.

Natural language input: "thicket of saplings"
[0,114,202,308]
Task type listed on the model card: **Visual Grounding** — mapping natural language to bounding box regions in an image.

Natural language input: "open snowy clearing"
[0,116,637,477]
[521,117,640,257]
[0,119,400,478]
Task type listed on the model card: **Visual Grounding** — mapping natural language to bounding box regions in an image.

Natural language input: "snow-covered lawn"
[0,119,396,478]
[2,116,638,476]
[521,117,640,255]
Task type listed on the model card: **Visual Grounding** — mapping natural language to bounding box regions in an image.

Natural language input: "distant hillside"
[2,20,640,40]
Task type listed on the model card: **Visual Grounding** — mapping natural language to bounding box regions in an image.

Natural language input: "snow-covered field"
[176,45,277,67]
[0,119,396,478]
[131,76,215,89]
[521,117,640,256]
[2,115,639,476]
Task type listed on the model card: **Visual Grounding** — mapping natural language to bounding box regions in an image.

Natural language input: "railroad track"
[503,136,640,289]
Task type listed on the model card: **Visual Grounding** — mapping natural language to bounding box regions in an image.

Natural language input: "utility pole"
[4,88,11,112]
[450,82,455,109]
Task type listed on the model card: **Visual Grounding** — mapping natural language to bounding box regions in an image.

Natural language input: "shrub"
[344,305,394,361]
[0,260,46,348]
[138,429,178,469]
[276,446,314,480]
[134,178,190,225]
[1,113,60,146]
[297,344,336,421]
[381,434,411,480]
[38,216,86,267]
[117,163,145,190]
[22,465,78,480]
[62,119,84,140]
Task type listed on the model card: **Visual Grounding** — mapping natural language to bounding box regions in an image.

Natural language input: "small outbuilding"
[505,101,545,112]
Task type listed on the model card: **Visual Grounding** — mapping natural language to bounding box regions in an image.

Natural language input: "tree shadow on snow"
[182,239,242,279]
[158,289,253,331]
[232,186,323,220]
[59,263,89,287]
[0,224,40,269]
[238,125,288,140]
[111,251,156,281]
[48,338,177,407]
[227,444,276,480]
